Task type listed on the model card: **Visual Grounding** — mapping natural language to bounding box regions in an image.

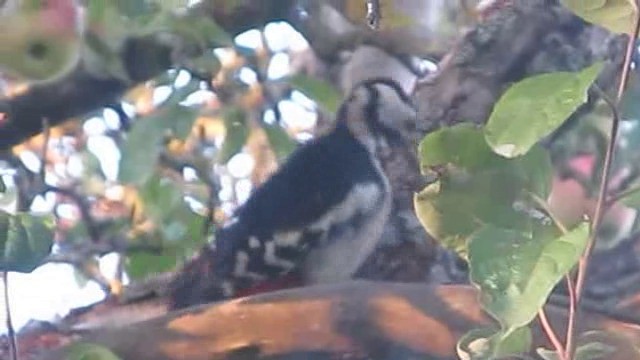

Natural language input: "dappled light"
[1,1,640,359]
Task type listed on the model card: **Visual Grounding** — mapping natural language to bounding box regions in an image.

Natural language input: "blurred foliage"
[64,342,123,360]
[0,0,329,292]
[0,211,54,273]
[0,0,83,83]
[286,74,341,114]
[561,0,637,35]
[0,0,231,83]
[1,4,640,359]
[457,326,532,359]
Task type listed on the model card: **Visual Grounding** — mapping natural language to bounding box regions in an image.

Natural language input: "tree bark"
[42,282,640,360]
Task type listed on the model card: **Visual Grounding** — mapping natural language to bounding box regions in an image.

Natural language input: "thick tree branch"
[414,0,625,132]
[42,282,640,360]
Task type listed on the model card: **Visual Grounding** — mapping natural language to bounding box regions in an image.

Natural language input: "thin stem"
[530,189,575,355]
[567,3,640,358]
[3,272,17,360]
[538,308,567,360]
[564,274,577,359]
[39,118,50,181]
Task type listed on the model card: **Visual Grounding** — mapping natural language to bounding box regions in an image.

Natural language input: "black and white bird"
[169,78,418,309]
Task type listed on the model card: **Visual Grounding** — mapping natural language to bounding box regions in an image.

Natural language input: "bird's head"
[337,78,417,154]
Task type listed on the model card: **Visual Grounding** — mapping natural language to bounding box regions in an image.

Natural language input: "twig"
[159,150,221,236]
[3,272,17,360]
[575,92,620,296]
[538,308,567,360]
[567,3,640,358]
[44,185,101,243]
[607,182,640,206]
[46,239,164,292]
[366,0,381,29]
[46,239,164,261]
[39,118,50,181]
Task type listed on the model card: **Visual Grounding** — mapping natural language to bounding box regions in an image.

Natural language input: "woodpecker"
[168,78,417,309]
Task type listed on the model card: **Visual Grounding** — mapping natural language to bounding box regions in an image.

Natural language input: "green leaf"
[457,326,532,359]
[418,124,504,174]
[169,107,199,140]
[20,0,46,12]
[263,123,297,160]
[414,125,553,256]
[112,0,158,19]
[163,79,201,109]
[492,326,532,357]
[126,251,177,279]
[86,1,108,25]
[82,1,142,81]
[138,175,184,223]
[137,175,205,243]
[138,12,233,51]
[0,185,17,207]
[574,341,616,360]
[537,341,616,360]
[188,16,234,47]
[561,0,637,35]
[126,174,205,279]
[286,75,341,114]
[119,105,197,184]
[414,170,529,258]
[0,177,5,193]
[485,62,603,158]
[217,107,248,164]
[536,348,560,360]
[187,51,222,76]
[514,146,554,200]
[64,342,122,360]
[468,223,589,331]
[619,186,640,207]
[0,211,54,273]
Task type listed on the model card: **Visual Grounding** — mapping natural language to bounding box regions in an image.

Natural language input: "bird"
[168,78,418,309]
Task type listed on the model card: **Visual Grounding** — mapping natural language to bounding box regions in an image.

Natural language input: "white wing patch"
[309,182,382,234]
[264,241,296,269]
[249,236,261,249]
[234,251,266,280]
[273,230,302,247]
